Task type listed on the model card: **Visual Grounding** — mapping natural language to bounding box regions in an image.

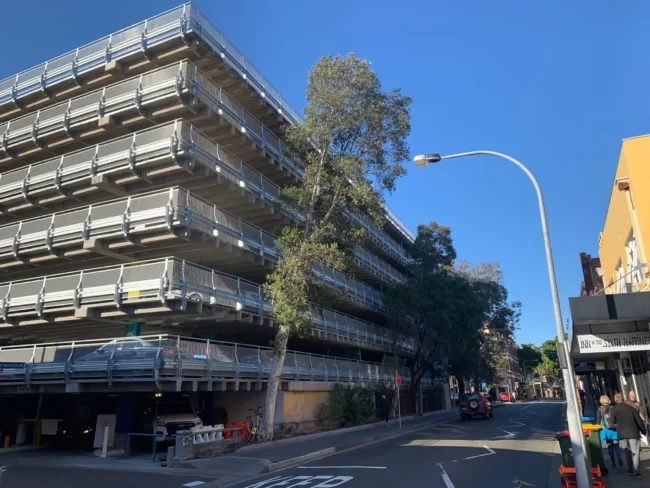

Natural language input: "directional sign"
[0,362,26,369]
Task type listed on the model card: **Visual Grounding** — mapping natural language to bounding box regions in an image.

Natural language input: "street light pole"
[414,151,591,488]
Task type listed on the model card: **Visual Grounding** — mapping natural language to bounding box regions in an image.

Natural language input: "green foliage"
[517,337,563,382]
[318,384,377,428]
[518,343,543,369]
[385,223,520,391]
[262,53,411,439]
[265,54,412,332]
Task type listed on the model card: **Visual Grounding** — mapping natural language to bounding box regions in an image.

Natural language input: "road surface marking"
[512,479,536,487]
[508,421,525,427]
[298,466,386,470]
[438,464,456,488]
[492,428,515,439]
[463,445,496,460]
[182,482,205,487]
[244,476,354,487]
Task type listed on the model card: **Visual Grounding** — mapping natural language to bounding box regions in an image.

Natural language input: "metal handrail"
[0,59,408,265]
[0,334,412,387]
[0,257,408,345]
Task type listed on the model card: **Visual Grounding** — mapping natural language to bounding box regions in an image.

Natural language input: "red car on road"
[459,392,493,420]
[499,392,516,403]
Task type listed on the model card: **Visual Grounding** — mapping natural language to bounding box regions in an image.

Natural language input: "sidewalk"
[603,447,650,486]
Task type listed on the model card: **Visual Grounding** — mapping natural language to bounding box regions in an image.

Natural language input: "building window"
[616,263,625,294]
[626,231,641,287]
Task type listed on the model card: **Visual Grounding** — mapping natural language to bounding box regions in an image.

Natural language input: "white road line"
[182,482,205,487]
[438,464,456,488]
[508,421,525,427]
[298,466,387,470]
[492,428,515,439]
[463,445,496,460]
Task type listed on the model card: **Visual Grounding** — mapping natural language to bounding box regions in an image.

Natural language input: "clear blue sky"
[3,1,650,346]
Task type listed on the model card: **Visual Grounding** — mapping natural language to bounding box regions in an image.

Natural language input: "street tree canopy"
[385,223,521,399]
[261,53,412,439]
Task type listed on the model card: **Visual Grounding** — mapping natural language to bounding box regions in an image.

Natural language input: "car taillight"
[161,348,176,356]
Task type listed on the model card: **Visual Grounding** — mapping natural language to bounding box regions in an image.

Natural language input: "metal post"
[428,150,591,488]
[397,381,402,428]
[101,425,110,458]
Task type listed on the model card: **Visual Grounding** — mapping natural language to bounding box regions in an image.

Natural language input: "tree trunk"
[262,325,290,440]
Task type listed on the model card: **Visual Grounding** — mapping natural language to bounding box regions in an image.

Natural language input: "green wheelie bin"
[582,424,607,476]
[555,430,592,469]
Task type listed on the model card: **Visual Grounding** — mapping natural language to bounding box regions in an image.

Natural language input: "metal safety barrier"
[0,4,301,124]
[0,256,393,326]
[0,3,414,246]
[0,334,412,387]
[0,58,409,265]
[0,185,403,287]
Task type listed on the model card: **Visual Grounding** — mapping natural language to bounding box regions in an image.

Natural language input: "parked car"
[499,392,516,403]
[460,392,493,420]
[152,401,202,442]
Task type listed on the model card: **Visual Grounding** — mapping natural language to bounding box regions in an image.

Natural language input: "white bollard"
[101,425,110,458]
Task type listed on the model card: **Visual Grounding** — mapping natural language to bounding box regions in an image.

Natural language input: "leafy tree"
[451,261,520,392]
[261,53,411,439]
[385,226,520,400]
[384,223,458,413]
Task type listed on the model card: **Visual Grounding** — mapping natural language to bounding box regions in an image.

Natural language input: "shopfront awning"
[569,293,650,355]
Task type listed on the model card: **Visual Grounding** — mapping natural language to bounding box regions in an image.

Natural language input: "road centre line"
[438,464,456,488]
[298,466,387,470]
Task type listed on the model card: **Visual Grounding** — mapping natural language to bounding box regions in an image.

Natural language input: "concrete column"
[114,392,136,450]
[617,352,629,398]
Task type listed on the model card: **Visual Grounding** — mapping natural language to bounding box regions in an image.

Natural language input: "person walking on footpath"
[596,395,624,469]
[626,391,647,422]
[612,392,647,478]
[379,393,390,427]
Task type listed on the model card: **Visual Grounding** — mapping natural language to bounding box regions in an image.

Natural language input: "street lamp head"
[413,154,442,167]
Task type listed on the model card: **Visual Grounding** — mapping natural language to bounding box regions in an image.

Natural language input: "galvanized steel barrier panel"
[0,334,411,386]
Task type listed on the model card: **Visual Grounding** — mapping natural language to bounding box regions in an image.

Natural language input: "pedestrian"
[379,393,390,427]
[625,391,646,422]
[596,395,623,469]
[611,392,647,478]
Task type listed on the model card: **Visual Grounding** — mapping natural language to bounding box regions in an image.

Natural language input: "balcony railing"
[0,257,393,327]
[0,59,408,266]
[0,4,301,125]
[0,121,286,225]
[0,335,411,387]
[0,3,414,245]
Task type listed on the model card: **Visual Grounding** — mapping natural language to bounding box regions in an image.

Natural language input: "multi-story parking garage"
[0,3,447,451]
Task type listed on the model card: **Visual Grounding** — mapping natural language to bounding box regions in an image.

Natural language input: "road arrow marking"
[464,445,496,460]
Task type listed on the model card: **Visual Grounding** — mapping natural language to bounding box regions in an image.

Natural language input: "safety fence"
[0,334,412,387]
[0,58,409,266]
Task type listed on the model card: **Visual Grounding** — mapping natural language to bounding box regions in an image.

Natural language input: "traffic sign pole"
[396,375,402,428]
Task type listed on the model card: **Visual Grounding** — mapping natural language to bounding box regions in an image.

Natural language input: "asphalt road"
[0,465,217,488]
[225,400,565,488]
